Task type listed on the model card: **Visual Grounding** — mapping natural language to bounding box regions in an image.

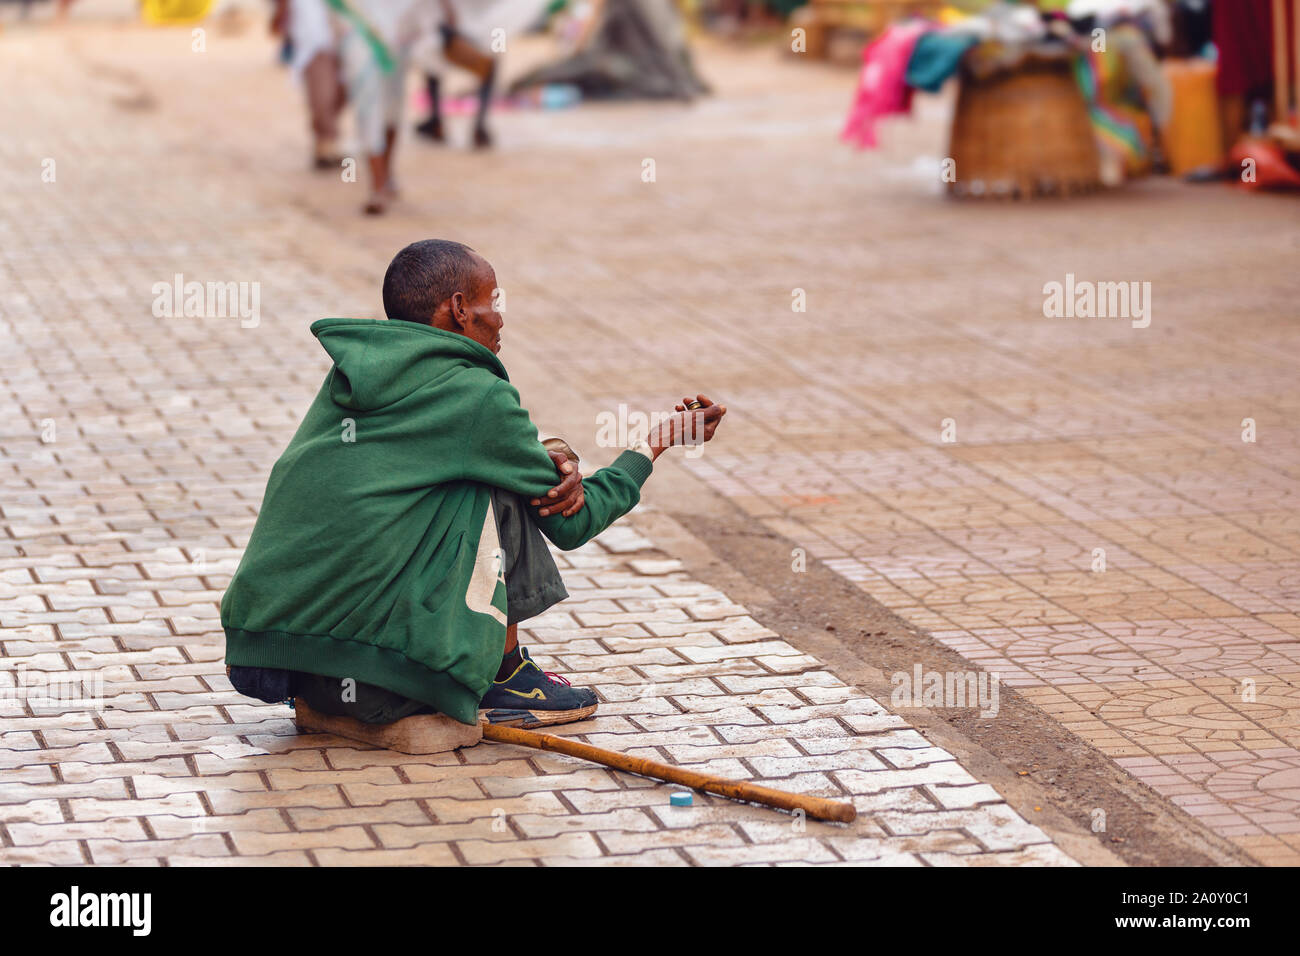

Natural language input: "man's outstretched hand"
[532,448,585,517]
[673,395,727,442]
[646,394,727,460]
[530,397,727,514]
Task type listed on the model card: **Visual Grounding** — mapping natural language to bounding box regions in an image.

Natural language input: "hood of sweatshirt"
[310,318,509,412]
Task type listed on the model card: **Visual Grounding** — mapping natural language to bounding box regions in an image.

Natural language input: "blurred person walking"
[509,0,708,101]
[273,0,347,170]
[327,0,427,214]
[413,0,501,149]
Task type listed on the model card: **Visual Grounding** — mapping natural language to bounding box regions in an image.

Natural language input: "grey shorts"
[293,487,567,723]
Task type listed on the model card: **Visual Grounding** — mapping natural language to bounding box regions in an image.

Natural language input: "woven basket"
[947,55,1101,199]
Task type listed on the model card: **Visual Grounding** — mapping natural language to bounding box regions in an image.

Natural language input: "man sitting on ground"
[222,239,725,729]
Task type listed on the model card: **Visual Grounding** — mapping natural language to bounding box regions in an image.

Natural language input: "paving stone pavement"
[672,218,1300,861]
[0,23,1080,866]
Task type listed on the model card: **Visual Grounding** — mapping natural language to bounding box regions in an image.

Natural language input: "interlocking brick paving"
[668,93,1300,866]
[162,6,1299,866]
[4,11,1296,865]
[682,378,1300,865]
[0,23,1075,866]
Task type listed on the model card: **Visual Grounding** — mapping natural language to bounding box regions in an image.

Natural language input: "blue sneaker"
[479,648,598,728]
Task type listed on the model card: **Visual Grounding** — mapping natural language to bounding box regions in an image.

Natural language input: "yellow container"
[141,0,214,26]
[1161,58,1224,176]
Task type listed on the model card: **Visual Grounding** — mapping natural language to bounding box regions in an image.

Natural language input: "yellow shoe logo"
[505,688,546,701]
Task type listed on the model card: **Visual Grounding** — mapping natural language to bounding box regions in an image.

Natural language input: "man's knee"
[488,487,567,626]
[489,488,526,576]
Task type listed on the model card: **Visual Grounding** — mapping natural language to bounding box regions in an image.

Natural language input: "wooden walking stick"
[481,721,857,824]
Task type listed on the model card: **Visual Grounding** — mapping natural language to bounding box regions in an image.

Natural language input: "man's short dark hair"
[382,239,481,324]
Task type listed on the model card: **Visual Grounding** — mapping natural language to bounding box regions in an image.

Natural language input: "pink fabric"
[840,20,930,149]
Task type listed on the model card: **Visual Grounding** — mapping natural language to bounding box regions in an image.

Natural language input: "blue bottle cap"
[670,791,693,807]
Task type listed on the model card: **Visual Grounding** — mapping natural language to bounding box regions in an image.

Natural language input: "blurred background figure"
[411,0,504,149]
[510,0,709,100]
[16,1,1298,200]
[272,0,347,169]
[327,0,426,214]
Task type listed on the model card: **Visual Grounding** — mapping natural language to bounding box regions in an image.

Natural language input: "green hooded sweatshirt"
[221,318,653,724]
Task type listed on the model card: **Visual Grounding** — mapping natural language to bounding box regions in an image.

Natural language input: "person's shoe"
[479,648,597,728]
[415,116,445,142]
[312,140,343,170]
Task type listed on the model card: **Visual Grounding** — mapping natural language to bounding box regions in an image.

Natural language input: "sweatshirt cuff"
[611,448,654,488]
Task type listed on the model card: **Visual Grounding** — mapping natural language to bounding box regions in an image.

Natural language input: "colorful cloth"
[905,29,978,93]
[1211,0,1275,97]
[1071,23,1169,174]
[840,19,930,149]
[1072,49,1146,167]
